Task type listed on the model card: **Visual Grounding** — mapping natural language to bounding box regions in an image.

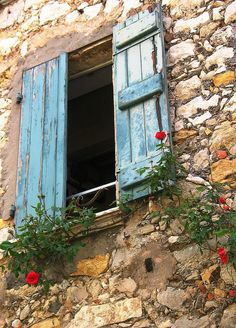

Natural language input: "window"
[15,5,169,227]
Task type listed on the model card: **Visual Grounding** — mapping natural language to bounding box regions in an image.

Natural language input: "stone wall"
[0,0,236,327]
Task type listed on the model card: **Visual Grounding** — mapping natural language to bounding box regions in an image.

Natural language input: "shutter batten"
[113,5,170,200]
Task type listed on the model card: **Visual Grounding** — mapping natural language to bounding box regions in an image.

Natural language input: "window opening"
[67,64,116,212]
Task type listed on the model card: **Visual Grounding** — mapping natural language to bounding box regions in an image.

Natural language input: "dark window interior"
[67,65,116,212]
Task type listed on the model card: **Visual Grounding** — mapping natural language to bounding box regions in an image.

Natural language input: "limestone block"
[157,287,188,310]
[0,98,11,110]
[168,39,195,65]
[223,94,236,112]
[40,2,71,25]
[173,129,197,143]
[0,37,19,56]
[205,47,234,69]
[173,315,210,328]
[0,0,24,29]
[65,11,80,24]
[210,158,236,187]
[174,245,201,263]
[220,304,236,328]
[200,21,220,38]
[169,0,204,18]
[122,0,142,17]
[189,111,212,126]
[71,253,110,277]
[213,71,235,86]
[104,0,120,14]
[84,4,103,19]
[20,304,30,320]
[175,75,201,101]
[212,6,224,21]
[0,111,11,132]
[225,0,236,24]
[176,95,219,119]
[116,277,137,296]
[31,317,60,328]
[0,227,14,243]
[193,148,209,171]
[210,122,236,152]
[220,264,236,286]
[21,16,39,31]
[77,2,89,11]
[24,0,45,10]
[210,26,233,47]
[67,298,142,328]
[174,12,210,33]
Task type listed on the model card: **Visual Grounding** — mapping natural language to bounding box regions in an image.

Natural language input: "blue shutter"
[113,5,170,200]
[16,53,68,228]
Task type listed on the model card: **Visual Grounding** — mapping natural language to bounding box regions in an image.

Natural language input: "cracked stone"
[168,40,195,65]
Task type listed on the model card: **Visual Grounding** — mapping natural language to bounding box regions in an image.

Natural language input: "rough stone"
[176,95,219,119]
[21,16,38,31]
[71,253,110,277]
[213,6,224,21]
[67,298,142,328]
[0,0,24,29]
[220,264,236,286]
[116,277,137,296]
[31,317,60,328]
[11,319,22,328]
[193,148,209,171]
[174,245,201,263]
[213,71,235,87]
[84,4,103,19]
[19,304,30,320]
[66,286,88,303]
[201,264,219,285]
[104,0,120,13]
[168,40,195,65]
[175,76,201,101]
[169,0,204,18]
[0,37,19,56]
[24,0,44,10]
[225,1,236,24]
[200,21,221,38]
[137,224,155,235]
[223,94,236,112]
[210,122,236,152]
[174,12,210,33]
[220,304,236,328]
[210,159,236,188]
[173,315,211,328]
[189,111,212,126]
[87,279,103,299]
[157,287,188,310]
[122,0,141,16]
[40,2,71,25]
[210,26,233,46]
[173,129,197,144]
[65,11,80,24]
[205,47,234,69]
[0,227,14,243]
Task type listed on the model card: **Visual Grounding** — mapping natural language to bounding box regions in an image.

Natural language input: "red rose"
[217,247,228,264]
[155,131,166,140]
[218,197,226,204]
[223,205,230,211]
[229,290,235,297]
[25,271,40,285]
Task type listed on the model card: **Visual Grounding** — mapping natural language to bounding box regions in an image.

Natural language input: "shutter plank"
[16,70,34,227]
[26,64,46,212]
[42,59,58,211]
[55,53,68,208]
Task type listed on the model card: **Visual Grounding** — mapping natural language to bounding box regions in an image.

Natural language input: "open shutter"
[113,5,170,200]
[16,53,68,228]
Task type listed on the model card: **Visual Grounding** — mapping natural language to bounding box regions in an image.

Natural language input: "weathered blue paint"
[116,10,158,49]
[16,53,68,229]
[113,5,170,201]
[118,73,163,110]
